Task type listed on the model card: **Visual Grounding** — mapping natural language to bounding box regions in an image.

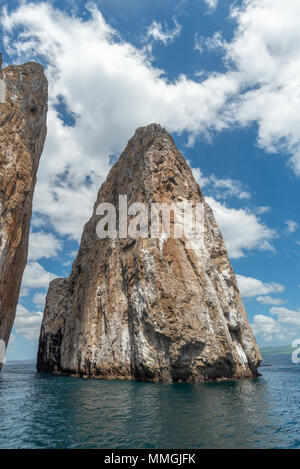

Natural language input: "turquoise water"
[0,354,299,449]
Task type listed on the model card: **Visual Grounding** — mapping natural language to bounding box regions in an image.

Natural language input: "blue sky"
[1,0,300,360]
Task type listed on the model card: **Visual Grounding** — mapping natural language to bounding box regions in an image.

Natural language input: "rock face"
[37,124,261,382]
[0,59,48,369]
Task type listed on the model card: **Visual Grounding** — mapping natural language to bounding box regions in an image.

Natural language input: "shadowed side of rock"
[37,124,261,382]
[0,61,48,369]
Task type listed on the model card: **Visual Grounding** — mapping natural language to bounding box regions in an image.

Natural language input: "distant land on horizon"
[260,345,293,355]
[5,359,36,364]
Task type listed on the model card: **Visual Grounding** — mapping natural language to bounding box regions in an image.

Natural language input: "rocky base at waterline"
[0,59,47,369]
[37,124,262,382]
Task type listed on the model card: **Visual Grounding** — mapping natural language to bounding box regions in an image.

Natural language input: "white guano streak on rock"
[235,344,248,364]
[0,80,6,103]
[37,124,261,382]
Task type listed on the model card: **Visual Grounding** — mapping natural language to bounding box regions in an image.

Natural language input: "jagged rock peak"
[0,60,48,369]
[126,123,172,146]
[37,124,261,382]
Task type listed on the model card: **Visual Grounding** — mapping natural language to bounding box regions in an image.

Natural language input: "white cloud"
[194,34,205,54]
[195,31,224,54]
[28,231,62,260]
[226,0,300,174]
[252,306,300,344]
[2,0,300,246]
[8,333,15,345]
[68,250,78,258]
[211,177,250,200]
[271,306,300,328]
[285,220,298,234]
[191,166,209,187]
[1,2,240,240]
[192,167,272,260]
[31,215,47,228]
[256,295,284,306]
[147,19,181,45]
[20,287,29,297]
[14,304,43,341]
[236,274,284,298]
[199,0,300,173]
[254,206,271,215]
[33,292,47,309]
[203,0,218,12]
[22,262,57,289]
[207,197,275,258]
[192,167,250,200]
[252,314,284,342]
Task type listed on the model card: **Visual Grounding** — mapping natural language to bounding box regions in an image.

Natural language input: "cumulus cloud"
[198,0,300,174]
[14,305,43,341]
[211,178,250,200]
[1,2,240,241]
[192,167,274,258]
[28,231,62,260]
[191,167,207,187]
[236,274,284,298]
[252,314,284,342]
[147,19,182,45]
[271,306,300,328]
[22,262,57,289]
[207,197,275,258]
[256,295,284,306]
[1,0,299,260]
[192,167,250,200]
[252,306,300,344]
[227,0,300,174]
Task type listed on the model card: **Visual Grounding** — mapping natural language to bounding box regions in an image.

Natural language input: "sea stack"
[0,60,48,369]
[37,124,261,382]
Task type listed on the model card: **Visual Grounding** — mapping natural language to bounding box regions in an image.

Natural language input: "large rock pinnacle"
[0,61,48,368]
[37,124,261,382]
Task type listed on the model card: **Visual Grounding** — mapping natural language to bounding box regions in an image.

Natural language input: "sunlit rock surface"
[0,59,47,369]
[37,124,261,382]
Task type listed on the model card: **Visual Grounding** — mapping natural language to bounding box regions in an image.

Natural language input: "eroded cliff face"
[37,124,261,382]
[0,60,48,368]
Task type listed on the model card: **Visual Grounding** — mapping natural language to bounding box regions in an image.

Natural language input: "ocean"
[0,353,299,449]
